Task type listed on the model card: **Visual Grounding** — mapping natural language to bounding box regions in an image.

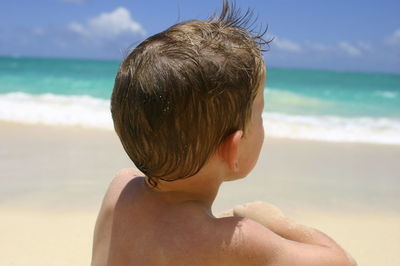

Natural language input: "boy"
[91,1,356,265]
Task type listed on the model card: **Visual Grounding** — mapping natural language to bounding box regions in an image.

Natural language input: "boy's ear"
[218,130,243,172]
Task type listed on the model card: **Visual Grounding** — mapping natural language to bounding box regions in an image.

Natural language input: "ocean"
[1,56,399,144]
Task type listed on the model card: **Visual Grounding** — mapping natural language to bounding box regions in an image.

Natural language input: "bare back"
[91,169,242,266]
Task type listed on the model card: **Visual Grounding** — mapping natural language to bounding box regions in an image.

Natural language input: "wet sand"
[1,122,399,265]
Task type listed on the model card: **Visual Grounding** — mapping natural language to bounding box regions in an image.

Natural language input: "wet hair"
[111,0,271,186]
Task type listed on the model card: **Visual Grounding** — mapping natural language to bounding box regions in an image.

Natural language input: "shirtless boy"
[91,1,356,265]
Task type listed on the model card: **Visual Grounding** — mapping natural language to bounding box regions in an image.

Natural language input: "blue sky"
[1,0,399,73]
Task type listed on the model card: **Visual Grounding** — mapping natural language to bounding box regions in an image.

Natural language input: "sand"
[1,122,399,265]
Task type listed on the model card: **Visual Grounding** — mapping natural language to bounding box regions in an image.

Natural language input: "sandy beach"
[1,122,399,266]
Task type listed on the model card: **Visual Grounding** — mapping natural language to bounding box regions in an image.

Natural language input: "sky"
[0,0,399,73]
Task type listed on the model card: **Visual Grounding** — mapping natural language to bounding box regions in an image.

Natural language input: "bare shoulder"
[110,167,144,191]
[102,168,144,206]
[94,168,143,234]
[220,217,355,266]
[213,216,278,265]
[91,168,144,266]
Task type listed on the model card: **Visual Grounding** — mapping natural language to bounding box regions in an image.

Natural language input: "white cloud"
[68,7,146,40]
[338,41,362,57]
[273,37,301,52]
[385,28,400,47]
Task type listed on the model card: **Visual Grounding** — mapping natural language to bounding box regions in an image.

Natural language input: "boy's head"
[111,1,269,186]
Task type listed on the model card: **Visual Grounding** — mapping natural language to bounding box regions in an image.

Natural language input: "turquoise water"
[1,56,399,144]
[0,57,118,99]
[266,68,400,117]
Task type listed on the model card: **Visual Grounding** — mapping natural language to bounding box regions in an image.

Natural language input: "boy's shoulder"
[215,216,281,265]
[91,168,141,265]
[220,216,357,266]
[102,168,142,204]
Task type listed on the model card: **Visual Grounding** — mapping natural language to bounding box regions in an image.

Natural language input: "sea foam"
[1,92,400,145]
[0,92,113,129]
[264,112,400,145]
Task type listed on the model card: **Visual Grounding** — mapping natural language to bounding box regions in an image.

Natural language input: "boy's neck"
[146,162,226,213]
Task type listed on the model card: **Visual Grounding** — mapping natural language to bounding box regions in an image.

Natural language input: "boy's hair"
[111,1,270,185]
